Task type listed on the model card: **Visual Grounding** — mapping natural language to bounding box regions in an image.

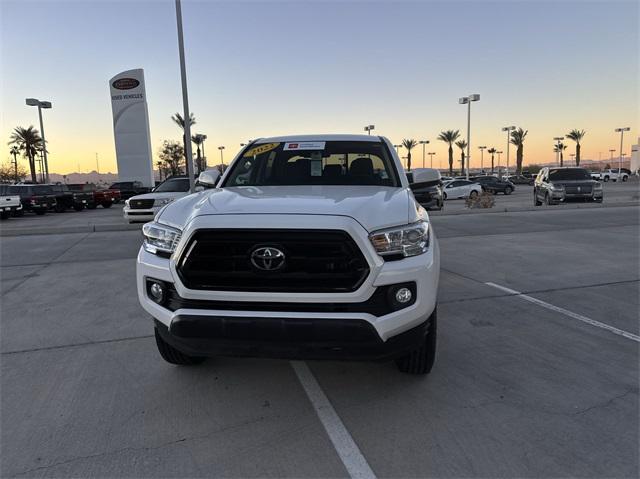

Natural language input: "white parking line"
[486,282,640,342]
[290,361,376,479]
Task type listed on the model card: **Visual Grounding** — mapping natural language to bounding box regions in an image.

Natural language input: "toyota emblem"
[250,246,285,271]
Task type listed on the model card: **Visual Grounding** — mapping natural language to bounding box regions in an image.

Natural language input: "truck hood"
[158,185,416,232]
[129,191,189,201]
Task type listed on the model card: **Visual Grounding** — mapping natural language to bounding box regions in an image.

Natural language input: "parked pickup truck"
[5,184,57,215]
[137,135,440,375]
[0,185,23,219]
[597,169,630,182]
[109,181,150,200]
[50,184,92,212]
[68,183,121,208]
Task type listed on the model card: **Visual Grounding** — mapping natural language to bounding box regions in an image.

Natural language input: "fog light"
[395,287,412,304]
[148,281,165,304]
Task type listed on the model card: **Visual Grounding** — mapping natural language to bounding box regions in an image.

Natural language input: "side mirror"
[194,185,204,192]
[197,169,221,189]
[409,168,441,190]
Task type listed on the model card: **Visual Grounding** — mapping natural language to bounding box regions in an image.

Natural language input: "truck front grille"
[129,199,154,209]
[564,185,592,195]
[176,229,370,293]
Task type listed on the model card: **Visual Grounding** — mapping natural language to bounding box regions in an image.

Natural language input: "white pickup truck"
[0,185,23,219]
[136,134,440,374]
[596,169,630,182]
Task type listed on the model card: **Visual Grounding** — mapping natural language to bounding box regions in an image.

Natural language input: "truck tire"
[1,211,10,220]
[154,328,206,365]
[55,203,66,213]
[504,186,513,195]
[603,176,609,182]
[101,202,113,208]
[622,175,628,182]
[73,204,84,212]
[87,203,97,210]
[396,308,437,375]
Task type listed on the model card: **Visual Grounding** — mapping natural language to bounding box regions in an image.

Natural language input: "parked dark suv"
[6,184,57,215]
[50,184,93,212]
[534,167,603,206]
[471,176,515,195]
[109,181,150,200]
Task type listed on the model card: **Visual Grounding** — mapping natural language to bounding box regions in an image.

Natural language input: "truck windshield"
[154,178,190,192]
[223,141,399,187]
[549,169,591,181]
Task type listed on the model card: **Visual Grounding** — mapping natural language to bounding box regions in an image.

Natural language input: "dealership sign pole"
[175,0,196,193]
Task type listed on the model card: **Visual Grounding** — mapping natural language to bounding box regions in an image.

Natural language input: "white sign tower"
[109,69,154,187]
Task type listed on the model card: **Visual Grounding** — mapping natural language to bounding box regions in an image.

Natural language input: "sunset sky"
[1,0,638,174]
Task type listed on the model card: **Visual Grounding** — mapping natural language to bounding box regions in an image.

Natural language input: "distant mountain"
[49,171,119,186]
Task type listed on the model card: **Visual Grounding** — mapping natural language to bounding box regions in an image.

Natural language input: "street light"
[501,126,516,176]
[478,146,487,173]
[609,148,616,164]
[570,153,576,165]
[496,150,503,170]
[25,98,52,183]
[553,137,564,166]
[428,152,436,168]
[175,0,195,192]
[218,146,225,165]
[459,94,480,180]
[418,140,429,167]
[364,124,375,135]
[615,127,631,175]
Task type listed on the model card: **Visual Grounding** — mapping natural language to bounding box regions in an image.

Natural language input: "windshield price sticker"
[243,143,280,157]
[284,141,326,151]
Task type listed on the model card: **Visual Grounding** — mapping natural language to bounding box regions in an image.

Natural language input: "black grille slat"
[129,199,154,209]
[177,229,369,292]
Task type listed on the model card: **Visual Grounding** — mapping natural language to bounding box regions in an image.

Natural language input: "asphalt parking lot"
[1,203,639,477]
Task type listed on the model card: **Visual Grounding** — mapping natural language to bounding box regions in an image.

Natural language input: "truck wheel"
[154,328,206,365]
[101,202,113,208]
[603,176,609,182]
[87,203,97,210]
[73,204,84,212]
[396,308,437,375]
[1,211,10,220]
[622,176,628,182]
[504,186,513,195]
[55,203,66,213]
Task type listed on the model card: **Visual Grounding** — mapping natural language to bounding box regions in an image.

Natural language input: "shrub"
[465,191,495,209]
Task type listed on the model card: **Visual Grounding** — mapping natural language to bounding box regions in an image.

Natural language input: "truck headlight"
[369,221,430,258]
[142,222,182,256]
[154,198,174,207]
[594,182,603,190]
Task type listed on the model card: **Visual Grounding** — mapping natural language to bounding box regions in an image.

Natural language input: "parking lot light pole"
[364,124,375,135]
[554,137,564,166]
[175,0,196,192]
[501,126,516,177]
[609,149,616,165]
[615,127,630,175]
[26,98,52,183]
[459,94,480,180]
[200,134,207,169]
[428,152,436,168]
[478,146,487,172]
[418,140,429,167]
[496,150,503,171]
[218,146,225,165]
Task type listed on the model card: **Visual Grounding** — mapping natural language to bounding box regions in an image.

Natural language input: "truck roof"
[254,134,381,144]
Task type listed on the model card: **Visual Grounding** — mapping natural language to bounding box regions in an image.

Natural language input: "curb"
[430,200,639,216]
[0,222,141,237]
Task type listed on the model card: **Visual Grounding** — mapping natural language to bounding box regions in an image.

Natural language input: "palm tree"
[401,139,418,171]
[510,128,528,174]
[437,130,460,176]
[455,139,467,174]
[191,134,206,173]
[554,142,567,166]
[487,148,497,173]
[566,129,586,166]
[171,112,196,174]
[9,145,20,183]
[8,126,42,183]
